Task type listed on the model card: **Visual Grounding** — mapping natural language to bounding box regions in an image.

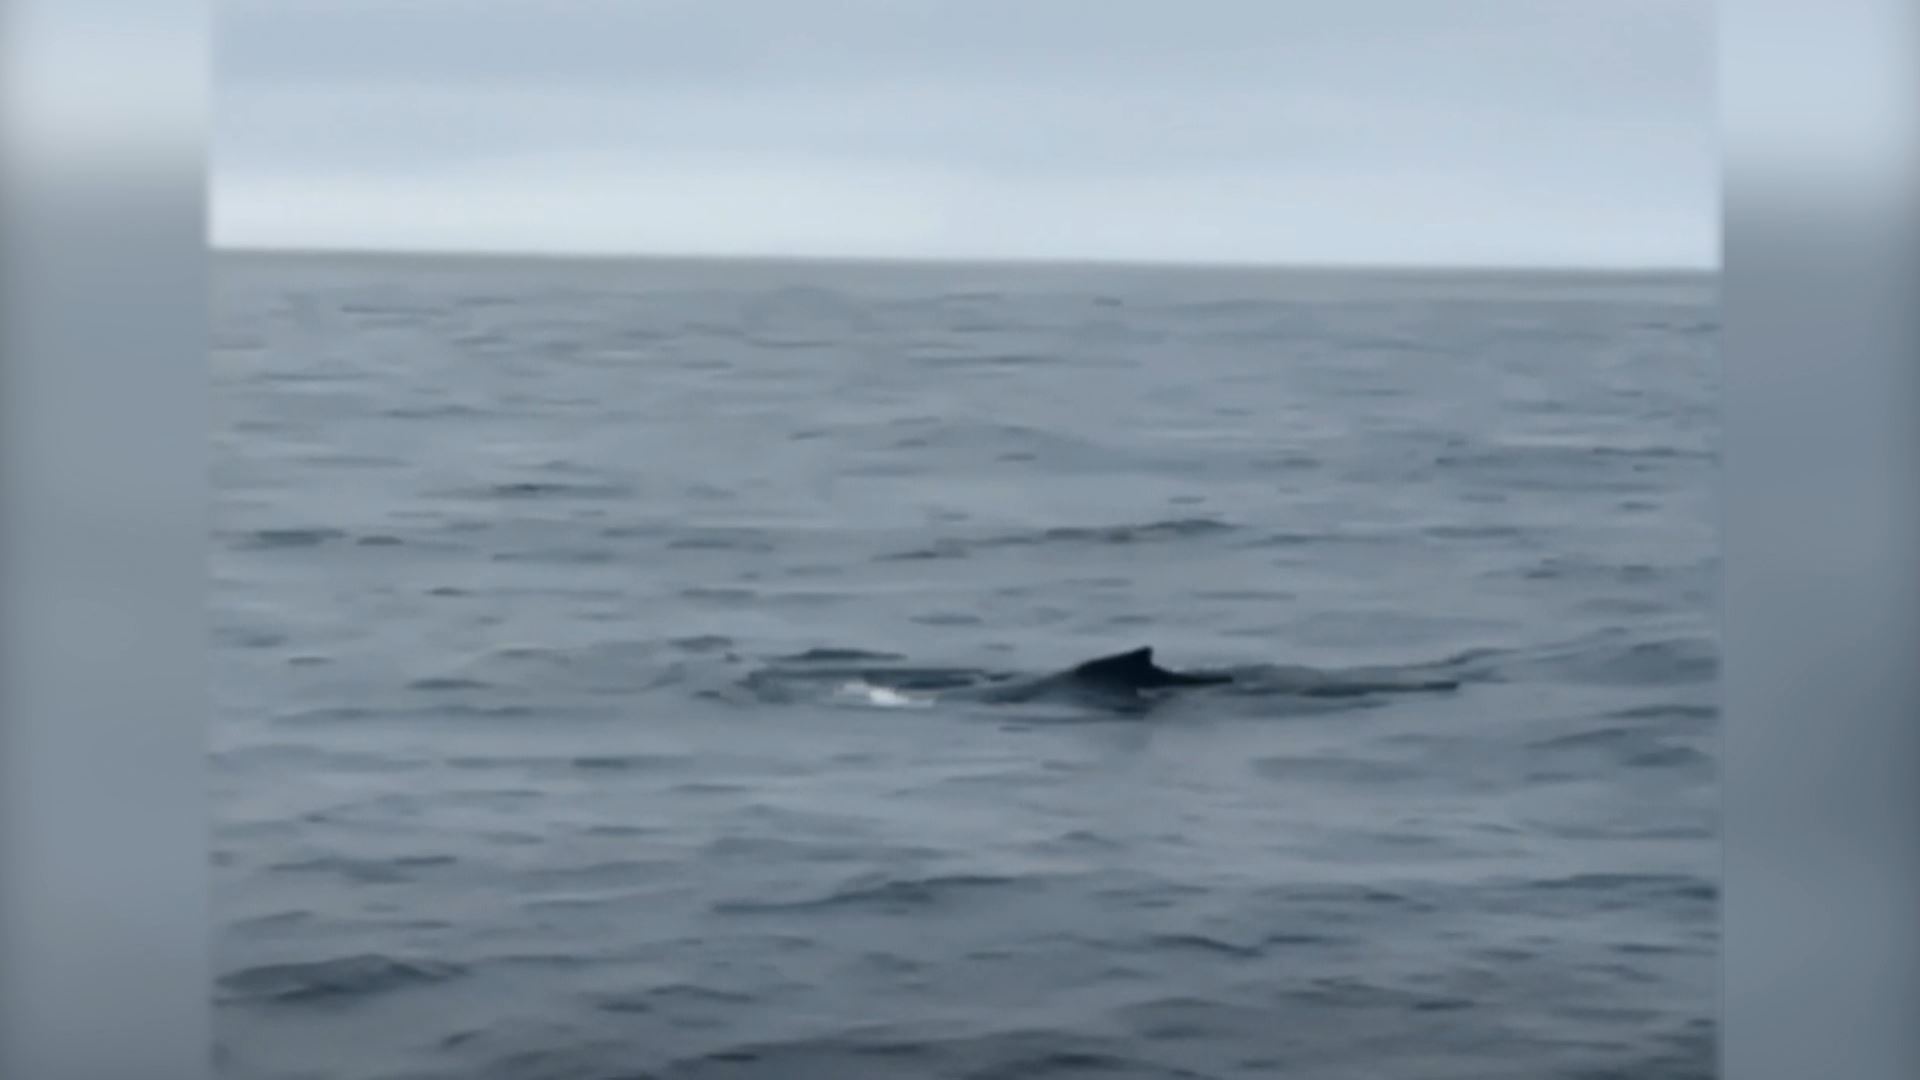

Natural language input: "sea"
[211,252,1719,1080]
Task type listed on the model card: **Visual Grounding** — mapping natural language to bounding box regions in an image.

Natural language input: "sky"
[212,0,1716,268]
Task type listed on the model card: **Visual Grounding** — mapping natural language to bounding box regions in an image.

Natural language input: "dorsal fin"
[1070,647,1159,683]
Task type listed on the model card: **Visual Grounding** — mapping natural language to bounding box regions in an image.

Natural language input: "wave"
[218,953,464,1004]
[712,871,1023,915]
[1523,634,1719,688]
[433,479,635,501]
[880,517,1237,561]
[777,647,908,663]
[230,526,350,549]
[654,1025,1218,1080]
[1530,723,1712,772]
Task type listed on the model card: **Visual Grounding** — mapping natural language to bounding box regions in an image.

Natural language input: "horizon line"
[210,242,1720,277]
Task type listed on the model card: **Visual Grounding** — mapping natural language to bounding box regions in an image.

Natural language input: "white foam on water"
[833,680,934,709]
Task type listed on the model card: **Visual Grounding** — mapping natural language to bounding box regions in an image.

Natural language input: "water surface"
[214,254,1717,1080]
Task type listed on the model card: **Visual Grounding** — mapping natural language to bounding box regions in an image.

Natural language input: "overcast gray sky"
[212,0,1715,267]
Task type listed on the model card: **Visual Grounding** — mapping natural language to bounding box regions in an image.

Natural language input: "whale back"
[1066,647,1230,690]
[1069,647,1162,685]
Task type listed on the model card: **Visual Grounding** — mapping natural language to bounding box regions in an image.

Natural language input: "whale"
[751,643,1467,715]
[948,646,1234,707]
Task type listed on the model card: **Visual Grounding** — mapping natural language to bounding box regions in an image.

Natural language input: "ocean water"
[211,253,1719,1080]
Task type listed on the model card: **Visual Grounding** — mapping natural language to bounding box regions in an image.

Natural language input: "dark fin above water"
[1067,647,1231,689]
[1070,647,1160,684]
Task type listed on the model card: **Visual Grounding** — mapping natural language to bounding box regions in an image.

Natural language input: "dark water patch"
[1611,940,1689,957]
[1436,441,1689,484]
[456,480,635,501]
[355,533,406,546]
[694,682,784,708]
[1252,754,1420,785]
[434,1033,648,1080]
[666,531,779,553]
[744,335,838,349]
[274,705,377,725]
[1039,518,1236,545]
[1254,450,1324,471]
[1513,554,1679,585]
[1108,997,1275,1043]
[1284,974,1436,1011]
[441,753,560,772]
[230,909,318,931]
[1531,724,1709,771]
[296,451,405,469]
[1147,934,1268,959]
[405,514,493,532]
[660,1028,1212,1080]
[232,526,349,549]
[913,611,985,626]
[881,545,964,563]
[713,872,1022,915]
[520,860,677,895]
[450,293,515,309]
[1604,702,1717,724]
[1032,828,1127,855]
[218,954,464,1004]
[1481,873,1719,922]
[569,753,681,771]
[707,586,845,610]
[681,586,766,603]
[577,822,655,838]
[406,676,491,693]
[1549,636,1719,687]
[1246,528,1377,548]
[266,854,455,884]
[214,743,424,775]
[491,546,620,565]
[279,702,554,725]
[881,517,1236,560]
[1424,522,1535,541]
[1526,873,1716,901]
[1586,443,1714,462]
[593,982,757,1015]
[875,416,1125,460]
[1534,726,1652,751]
[670,780,755,797]
[381,402,491,420]
[485,643,564,662]
[1244,882,1436,919]
[917,351,1059,368]
[1192,587,1296,602]
[777,647,907,663]
[1410,997,1476,1012]
[705,833,869,861]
